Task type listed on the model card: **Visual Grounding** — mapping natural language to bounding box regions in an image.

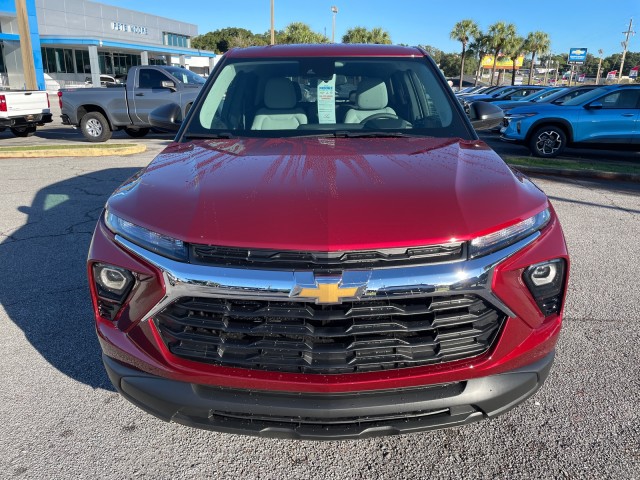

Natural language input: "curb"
[508,164,640,183]
[0,143,147,158]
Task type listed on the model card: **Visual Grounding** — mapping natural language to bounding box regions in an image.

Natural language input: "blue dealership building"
[0,0,216,91]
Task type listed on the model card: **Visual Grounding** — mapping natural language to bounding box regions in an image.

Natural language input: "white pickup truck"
[0,91,52,137]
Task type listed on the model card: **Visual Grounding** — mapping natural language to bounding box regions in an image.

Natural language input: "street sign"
[606,70,618,80]
[568,48,588,65]
[577,74,586,83]
[630,67,639,78]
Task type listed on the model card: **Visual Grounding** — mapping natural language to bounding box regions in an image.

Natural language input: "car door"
[575,89,640,143]
[131,68,178,125]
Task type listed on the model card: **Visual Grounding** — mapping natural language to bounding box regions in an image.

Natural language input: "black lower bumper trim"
[103,352,554,440]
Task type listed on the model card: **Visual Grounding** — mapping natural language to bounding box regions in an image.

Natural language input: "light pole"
[596,49,603,85]
[270,0,275,45]
[331,6,338,43]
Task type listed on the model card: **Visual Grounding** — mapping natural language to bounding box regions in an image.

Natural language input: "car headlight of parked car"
[105,210,188,261]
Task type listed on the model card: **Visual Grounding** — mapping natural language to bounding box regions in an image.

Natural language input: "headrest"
[335,74,348,85]
[356,78,388,110]
[264,78,297,109]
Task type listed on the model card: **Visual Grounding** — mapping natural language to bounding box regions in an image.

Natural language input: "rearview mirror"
[467,101,504,131]
[149,103,182,132]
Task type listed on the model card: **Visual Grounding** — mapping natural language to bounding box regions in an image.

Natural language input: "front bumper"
[104,351,555,440]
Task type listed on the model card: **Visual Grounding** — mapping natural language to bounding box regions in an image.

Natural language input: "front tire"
[529,126,566,158]
[11,126,36,137]
[124,127,150,138]
[80,112,112,142]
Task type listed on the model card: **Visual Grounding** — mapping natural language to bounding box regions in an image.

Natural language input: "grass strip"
[505,157,640,176]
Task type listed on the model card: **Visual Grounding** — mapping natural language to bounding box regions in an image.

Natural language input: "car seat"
[251,78,308,130]
[344,78,396,123]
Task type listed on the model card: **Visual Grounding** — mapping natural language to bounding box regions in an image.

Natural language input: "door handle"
[621,113,635,117]
[135,93,144,97]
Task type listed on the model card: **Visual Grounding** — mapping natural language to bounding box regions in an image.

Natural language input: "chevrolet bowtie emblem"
[293,275,365,304]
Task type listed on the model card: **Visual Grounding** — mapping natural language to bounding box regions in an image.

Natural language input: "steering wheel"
[360,113,400,124]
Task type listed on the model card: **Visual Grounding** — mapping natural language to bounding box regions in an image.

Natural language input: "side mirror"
[467,101,504,131]
[585,102,603,110]
[149,103,182,132]
[161,80,177,92]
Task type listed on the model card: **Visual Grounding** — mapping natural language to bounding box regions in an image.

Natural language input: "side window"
[138,69,171,89]
[600,90,640,109]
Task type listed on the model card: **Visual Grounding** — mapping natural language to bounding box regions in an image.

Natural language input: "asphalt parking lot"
[0,118,639,478]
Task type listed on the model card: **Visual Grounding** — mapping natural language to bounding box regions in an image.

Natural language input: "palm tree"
[470,33,490,86]
[487,21,517,85]
[525,31,551,85]
[450,20,480,89]
[342,27,370,43]
[369,27,392,44]
[504,36,526,85]
[342,26,392,44]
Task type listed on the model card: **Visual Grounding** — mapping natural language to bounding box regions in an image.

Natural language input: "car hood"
[108,137,548,251]
[507,103,567,115]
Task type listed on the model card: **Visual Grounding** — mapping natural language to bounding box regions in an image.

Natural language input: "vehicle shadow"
[0,168,139,390]
[0,126,175,143]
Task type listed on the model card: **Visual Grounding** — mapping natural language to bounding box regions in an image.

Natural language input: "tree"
[504,35,526,85]
[191,27,264,53]
[525,31,551,85]
[450,19,480,89]
[469,33,490,86]
[342,26,392,44]
[369,27,392,44]
[280,22,328,44]
[487,21,517,85]
[418,45,444,65]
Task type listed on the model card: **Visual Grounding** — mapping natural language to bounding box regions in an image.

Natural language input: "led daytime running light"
[470,209,550,258]
[105,210,188,261]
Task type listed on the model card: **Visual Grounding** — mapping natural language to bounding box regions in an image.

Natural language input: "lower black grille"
[154,295,505,374]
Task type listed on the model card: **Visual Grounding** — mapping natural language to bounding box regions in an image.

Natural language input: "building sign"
[630,67,639,78]
[606,70,618,80]
[481,54,525,70]
[568,48,587,65]
[111,21,148,35]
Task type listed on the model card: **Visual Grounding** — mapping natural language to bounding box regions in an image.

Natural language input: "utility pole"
[618,18,635,82]
[270,0,275,45]
[331,6,338,43]
[596,49,604,85]
[15,0,38,90]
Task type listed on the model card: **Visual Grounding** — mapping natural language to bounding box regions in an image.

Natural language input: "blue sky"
[97,0,640,57]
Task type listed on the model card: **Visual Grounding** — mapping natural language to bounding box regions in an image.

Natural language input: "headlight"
[105,210,188,261]
[469,209,551,258]
[505,112,538,120]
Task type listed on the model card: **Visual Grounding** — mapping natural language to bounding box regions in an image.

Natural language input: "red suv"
[88,44,569,440]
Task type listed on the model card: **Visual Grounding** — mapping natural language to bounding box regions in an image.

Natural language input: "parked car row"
[456,83,640,158]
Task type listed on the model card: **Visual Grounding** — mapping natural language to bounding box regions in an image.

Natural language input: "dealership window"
[41,47,76,73]
[163,32,190,48]
[75,50,90,74]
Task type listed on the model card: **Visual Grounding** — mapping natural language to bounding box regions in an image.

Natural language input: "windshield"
[563,87,609,106]
[184,57,471,139]
[165,66,206,85]
[524,88,563,102]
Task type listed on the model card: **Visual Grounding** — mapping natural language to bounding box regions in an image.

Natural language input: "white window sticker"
[317,77,336,124]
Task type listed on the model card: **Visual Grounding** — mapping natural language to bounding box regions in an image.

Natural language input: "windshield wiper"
[333,130,416,138]
[184,132,236,139]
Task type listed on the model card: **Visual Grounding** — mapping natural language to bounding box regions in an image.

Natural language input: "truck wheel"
[81,112,112,142]
[124,127,150,138]
[529,126,566,158]
[10,126,37,137]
